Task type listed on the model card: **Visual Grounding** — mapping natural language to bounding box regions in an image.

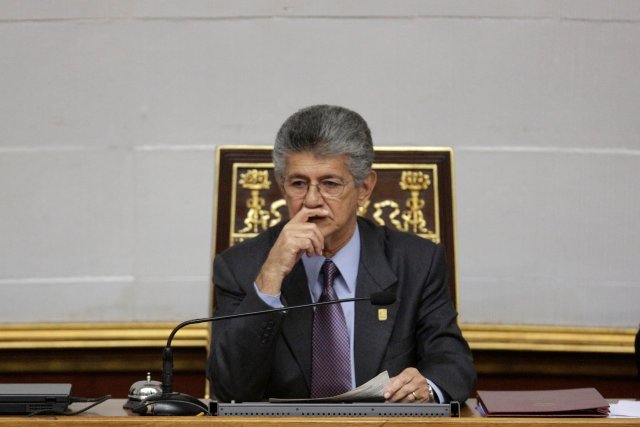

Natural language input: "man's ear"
[357,170,377,206]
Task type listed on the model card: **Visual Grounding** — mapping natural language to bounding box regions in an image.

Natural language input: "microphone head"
[370,291,396,306]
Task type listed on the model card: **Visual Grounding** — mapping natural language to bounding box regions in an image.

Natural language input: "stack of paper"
[609,400,640,418]
[269,371,389,403]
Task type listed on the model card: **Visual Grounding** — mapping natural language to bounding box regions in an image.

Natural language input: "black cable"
[27,394,111,417]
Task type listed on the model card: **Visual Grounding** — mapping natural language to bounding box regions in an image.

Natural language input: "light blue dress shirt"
[254,224,444,402]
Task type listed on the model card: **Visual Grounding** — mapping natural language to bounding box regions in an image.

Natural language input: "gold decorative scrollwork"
[372,170,434,236]
[231,165,439,246]
[357,200,370,217]
[238,169,272,233]
[269,199,287,227]
[399,170,431,234]
[372,200,402,228]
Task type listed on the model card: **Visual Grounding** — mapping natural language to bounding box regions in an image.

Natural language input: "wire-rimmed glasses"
[283,178,351,199]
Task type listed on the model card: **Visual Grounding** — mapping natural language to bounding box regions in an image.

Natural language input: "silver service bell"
[127,372,162,401]
[123,372,162,409]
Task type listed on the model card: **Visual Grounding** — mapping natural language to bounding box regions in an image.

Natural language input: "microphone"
[132,291,396,416]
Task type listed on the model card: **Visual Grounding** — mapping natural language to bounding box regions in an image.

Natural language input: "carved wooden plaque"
[213,146,458,307]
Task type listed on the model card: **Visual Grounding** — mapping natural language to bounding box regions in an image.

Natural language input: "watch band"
[426,381,436,403]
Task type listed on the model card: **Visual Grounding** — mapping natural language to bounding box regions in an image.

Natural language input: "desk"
[0,399,638,426]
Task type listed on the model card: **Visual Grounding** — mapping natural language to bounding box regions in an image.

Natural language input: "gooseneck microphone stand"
[135,292,395,416]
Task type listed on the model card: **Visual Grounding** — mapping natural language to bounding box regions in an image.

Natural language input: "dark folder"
[477,388,609,417]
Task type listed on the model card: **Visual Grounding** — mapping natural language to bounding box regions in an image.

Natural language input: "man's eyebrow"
[285,173,345,181]
[285,173,308,180]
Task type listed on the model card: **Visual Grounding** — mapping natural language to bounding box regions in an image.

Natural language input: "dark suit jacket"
[207,217,476,403]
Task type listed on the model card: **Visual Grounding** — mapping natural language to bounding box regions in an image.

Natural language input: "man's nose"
[303,183,324,207]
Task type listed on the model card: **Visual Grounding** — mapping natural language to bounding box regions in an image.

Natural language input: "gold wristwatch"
[426,381,436,403]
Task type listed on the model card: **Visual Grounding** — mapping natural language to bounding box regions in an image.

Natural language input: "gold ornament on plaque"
[268,199,287,227]
[235,169,287,242]
[233,167,437,245]
[373,170,434,236]
[399,170,431,234]
[238,169,272,233]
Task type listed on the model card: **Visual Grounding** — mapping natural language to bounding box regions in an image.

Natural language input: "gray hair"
[273,105,374,186]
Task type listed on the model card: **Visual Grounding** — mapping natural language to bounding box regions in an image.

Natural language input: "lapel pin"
[378,308,388,321]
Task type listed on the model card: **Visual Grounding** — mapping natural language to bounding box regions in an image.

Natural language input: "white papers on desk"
[609,400,640,418]
[269,371,389,403]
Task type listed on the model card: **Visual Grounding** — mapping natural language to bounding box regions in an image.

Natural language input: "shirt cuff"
[427,379,446,403]
[253,283,284,308]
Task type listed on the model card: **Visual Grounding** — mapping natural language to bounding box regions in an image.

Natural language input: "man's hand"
[384,367,433,403]
[255,207,328,295]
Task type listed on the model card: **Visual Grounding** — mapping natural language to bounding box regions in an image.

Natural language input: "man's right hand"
[255,207,328,295]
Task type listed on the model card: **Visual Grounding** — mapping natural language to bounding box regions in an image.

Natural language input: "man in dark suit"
[208,105,475,403]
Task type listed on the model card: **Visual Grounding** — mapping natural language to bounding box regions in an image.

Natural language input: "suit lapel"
[354,220,399,385]
[280,261,313,390]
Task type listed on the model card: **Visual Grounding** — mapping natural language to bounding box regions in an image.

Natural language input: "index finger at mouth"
[291,207,328,223]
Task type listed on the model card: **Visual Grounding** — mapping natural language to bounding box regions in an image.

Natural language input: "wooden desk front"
[1,399,638,426]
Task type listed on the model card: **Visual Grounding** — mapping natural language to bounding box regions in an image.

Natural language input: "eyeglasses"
[283,178,351,199]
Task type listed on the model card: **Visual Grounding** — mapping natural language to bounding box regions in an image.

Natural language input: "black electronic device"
[130,291,396,416]
[0,383,71,415]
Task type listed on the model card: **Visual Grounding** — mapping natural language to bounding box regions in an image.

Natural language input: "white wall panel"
[0,277,209,322]
[132,148,214,279]
[456,150,640,326]
[0,149,133,277]
[0,1,638,326]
